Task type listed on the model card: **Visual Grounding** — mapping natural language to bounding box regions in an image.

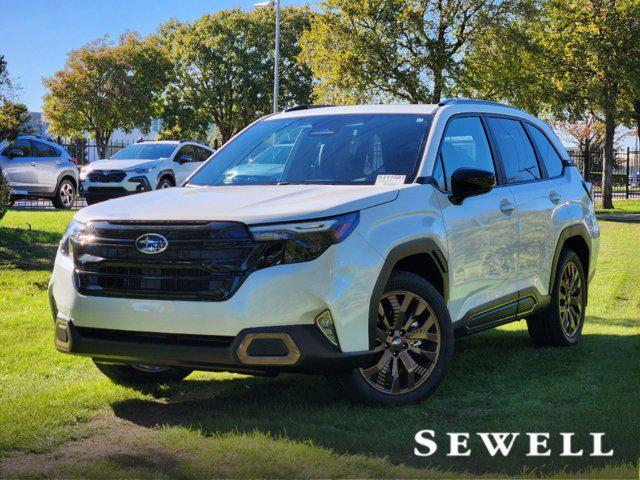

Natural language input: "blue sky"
[0,0,310,111]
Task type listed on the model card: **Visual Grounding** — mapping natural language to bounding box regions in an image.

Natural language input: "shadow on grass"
[0,227,61,270]
[111,325,640,476]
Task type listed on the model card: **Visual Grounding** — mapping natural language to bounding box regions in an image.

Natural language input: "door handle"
[55,161,61,166]
[31,162,37,167]
[549,192,561,204]
[499,200,516,214]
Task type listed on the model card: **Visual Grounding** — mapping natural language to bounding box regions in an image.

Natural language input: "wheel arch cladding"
[157,170,175,184]
[368,239,448,349]
[550,223,591,298]
[57,172,77,189]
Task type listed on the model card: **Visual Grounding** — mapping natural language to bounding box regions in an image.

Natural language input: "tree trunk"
[601,108,616,209]
[431,68,444,104]
[94,131,112,159]
[583,138,591,182]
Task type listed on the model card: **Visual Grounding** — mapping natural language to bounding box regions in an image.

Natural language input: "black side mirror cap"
[449,167,496,205]
[177,155,192,164]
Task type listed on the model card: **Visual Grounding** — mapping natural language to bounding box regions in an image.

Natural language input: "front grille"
[86,186,127,194]
[73,221,284,301]
[88,170,127,183]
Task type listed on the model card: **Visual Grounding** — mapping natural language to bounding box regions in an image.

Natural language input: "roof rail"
[438,98,525,112]
[283,104,332,113]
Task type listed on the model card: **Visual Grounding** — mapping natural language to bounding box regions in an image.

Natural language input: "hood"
[83,159,161,171]
[74,184,400,224]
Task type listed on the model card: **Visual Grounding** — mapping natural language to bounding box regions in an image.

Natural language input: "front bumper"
[49,229,384,354]
[53,313,374,374]
[79,176,152,202]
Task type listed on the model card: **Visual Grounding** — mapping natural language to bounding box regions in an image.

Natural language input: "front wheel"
[331,271,454,405]
[157,176,175,189]
[93,361,192,385]
[526,249,586,347]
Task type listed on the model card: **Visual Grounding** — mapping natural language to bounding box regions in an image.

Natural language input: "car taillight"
[69,158,78,166]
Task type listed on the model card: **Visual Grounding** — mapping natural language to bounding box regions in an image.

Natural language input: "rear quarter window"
[525,124,564,177]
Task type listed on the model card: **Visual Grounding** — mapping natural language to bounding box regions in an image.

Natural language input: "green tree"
[460,0,638,209]
[43,33,171,157]
[298,0,518,105]
[156,7,314,143]
[0,55,30,142]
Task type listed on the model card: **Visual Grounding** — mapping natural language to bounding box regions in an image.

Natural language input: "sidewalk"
[596,213,640,222]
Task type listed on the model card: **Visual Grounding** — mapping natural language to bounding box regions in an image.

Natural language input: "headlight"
[249,211,359,264]
[79,169,89,180]
[127,165,157,174]
[58,219,84,256]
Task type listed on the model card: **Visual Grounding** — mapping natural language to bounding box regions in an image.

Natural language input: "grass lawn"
[595,199,640,215]
[0,209,638,478]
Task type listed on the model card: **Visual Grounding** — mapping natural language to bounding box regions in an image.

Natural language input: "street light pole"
[254,0,281,113]
[273,0,281,113]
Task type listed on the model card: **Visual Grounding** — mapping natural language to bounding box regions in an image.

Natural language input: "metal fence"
[570,147,640,200]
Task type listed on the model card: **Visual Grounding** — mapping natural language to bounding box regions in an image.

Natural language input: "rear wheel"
[52,179,76,209]
[527,249,586,347]
[331,271,453,405]
[93,361,192,385]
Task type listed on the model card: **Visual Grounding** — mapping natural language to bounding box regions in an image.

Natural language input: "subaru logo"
[135,233,168,254]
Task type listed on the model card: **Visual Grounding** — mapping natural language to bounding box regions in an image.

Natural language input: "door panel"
[32,140,60,193]
[509,179,566,295]
[0,139,37,191]
[438,189,519,323]
[173,145,196,184]
[434,115,520,323]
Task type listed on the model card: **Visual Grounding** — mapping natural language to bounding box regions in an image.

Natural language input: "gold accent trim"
[236,333,301,366]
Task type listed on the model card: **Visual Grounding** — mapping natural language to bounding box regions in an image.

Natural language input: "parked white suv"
[79,140,215,204]
[50,101,599,405]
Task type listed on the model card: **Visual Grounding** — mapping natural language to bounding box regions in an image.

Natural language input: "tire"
[93,361,192,385]
[52,179,76,209]
[157,176,175,190]
[331,271,454,406]
[526,249,586,347]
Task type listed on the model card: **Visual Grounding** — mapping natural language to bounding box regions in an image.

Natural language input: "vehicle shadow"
[0,226,60,270]
[110,324,639,476]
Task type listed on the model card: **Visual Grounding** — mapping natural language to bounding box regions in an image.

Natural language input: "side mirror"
[7,149,24,159]
[449,168,496,205]
[177,154,192,164]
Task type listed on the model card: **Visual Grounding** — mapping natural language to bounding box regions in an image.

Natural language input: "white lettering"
[560,433,584,457]
[590,433,614,457]
[477,432,520,457]
[414,430,437,457]
[527,433,551,456]
[447,433,471,457]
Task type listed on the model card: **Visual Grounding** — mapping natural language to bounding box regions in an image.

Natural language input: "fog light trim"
[315,310,340,349]
[236,333,301,366]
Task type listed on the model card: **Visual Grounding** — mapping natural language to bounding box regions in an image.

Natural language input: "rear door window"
[487,117,541,183]
[32,141,56,157]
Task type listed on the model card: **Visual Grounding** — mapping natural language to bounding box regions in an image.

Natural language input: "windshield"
[111,144,177,160]
[188,114,432,186]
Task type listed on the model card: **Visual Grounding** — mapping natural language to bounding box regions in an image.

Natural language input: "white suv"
[50,101,599,405]
[79,140,215,204]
